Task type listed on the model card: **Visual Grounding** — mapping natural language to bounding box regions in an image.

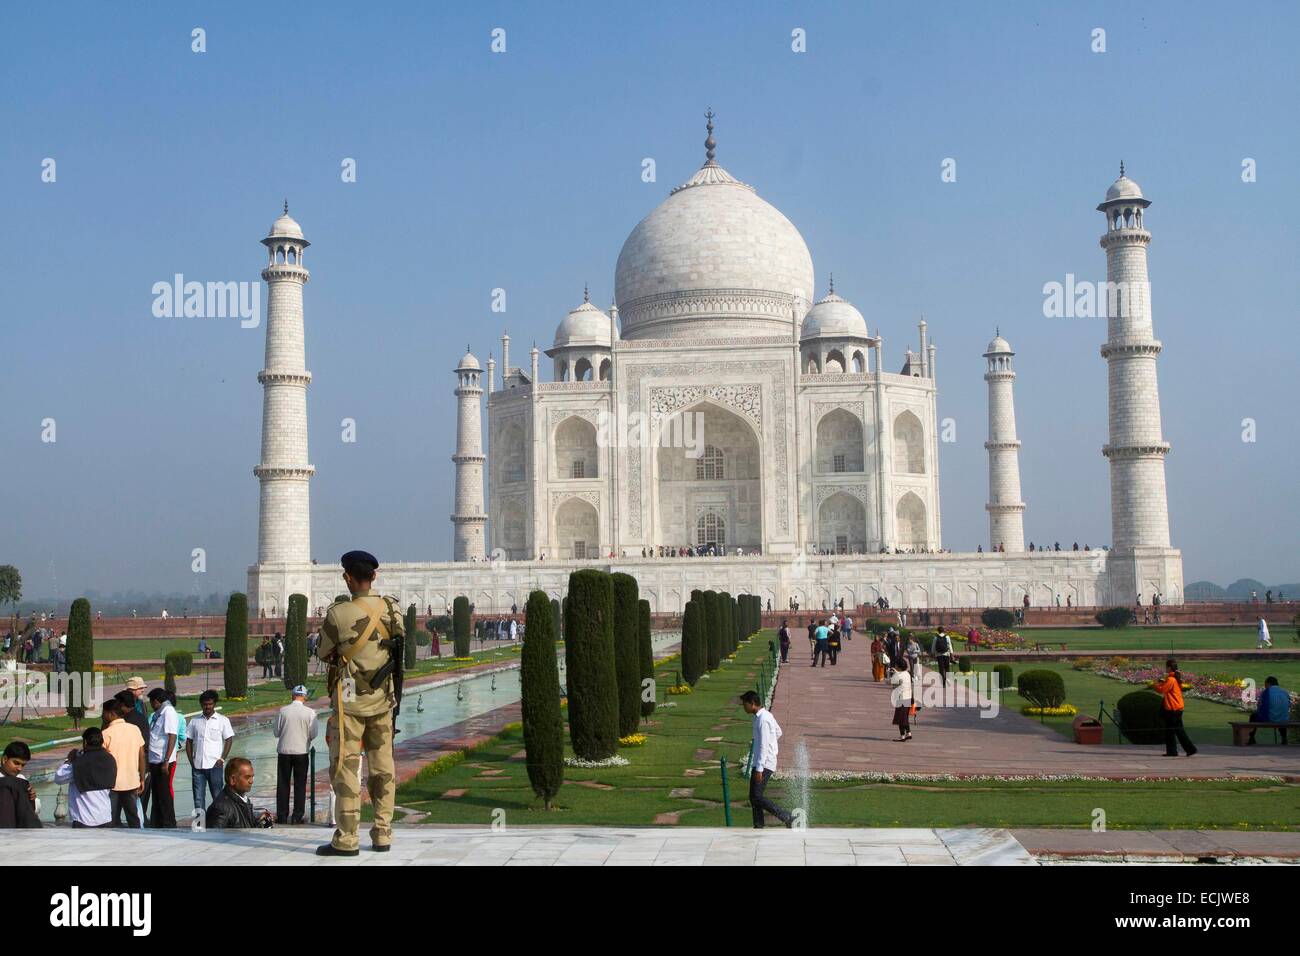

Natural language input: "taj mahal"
[247,117,1183,615]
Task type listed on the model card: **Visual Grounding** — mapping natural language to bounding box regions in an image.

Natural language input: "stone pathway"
[770,638,1300,778]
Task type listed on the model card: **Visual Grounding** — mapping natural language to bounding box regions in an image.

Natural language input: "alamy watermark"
[595,405,705,458]
[1042,275,1147,319]
[152,274,260,328]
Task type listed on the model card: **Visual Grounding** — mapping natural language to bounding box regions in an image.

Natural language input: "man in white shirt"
[52,727,115,828]
[186,690,234,814]
[740,690,793,828]
[145,688,179,828]
[274,684,319,824]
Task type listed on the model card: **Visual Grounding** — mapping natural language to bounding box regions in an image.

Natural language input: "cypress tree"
[610,572,642,738]
[681,598,705,686]
[564,569,619,760]
[551,597,561,642]
[452,595,471,657]
[521,589,564,808]
[223,593,249,699]
[404,603,418,668]
[704,590,722,670]
[718,591,732,658]
[638,598,655,718]
[284,593,309,689]
[65,597,94,721]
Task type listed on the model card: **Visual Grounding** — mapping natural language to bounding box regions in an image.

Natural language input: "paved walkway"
[770,638,1300,778]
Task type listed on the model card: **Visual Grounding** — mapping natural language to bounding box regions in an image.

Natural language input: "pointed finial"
[283,199,289,215]
[466,344,471,353]
[704,108,717,165]
[828,272,834,295]
[996,326,1000,337]
[1119,160,1125,178]
[583,282,589,304]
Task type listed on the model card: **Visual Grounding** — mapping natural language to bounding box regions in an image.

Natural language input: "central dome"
[614,153,814,341]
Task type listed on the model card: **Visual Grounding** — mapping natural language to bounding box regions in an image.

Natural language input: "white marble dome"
[268,211,305,240]
[1105,174,1143,202]
[614,161,814,340]
[985,334,1012,354]
[553,300,614,349]
[801,291,868,340]
[456,349,481,371]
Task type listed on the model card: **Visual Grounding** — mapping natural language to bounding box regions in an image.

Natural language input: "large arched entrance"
[654,402,761,551]
[817,491,867,554]
[554,497,599,559]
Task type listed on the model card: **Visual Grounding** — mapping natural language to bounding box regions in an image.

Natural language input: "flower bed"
[1086,659,1295,712]
[1021,704,1079,717]
[618,733,647,747]
[955,629,1030,651]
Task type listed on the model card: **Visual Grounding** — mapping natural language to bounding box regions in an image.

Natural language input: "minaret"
[1098,164,1171,550]
[452,347,487,561]
[254,202,314,564]
[984,331,1025,552]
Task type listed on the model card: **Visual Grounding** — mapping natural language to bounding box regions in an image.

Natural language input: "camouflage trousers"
[327,708,395,851]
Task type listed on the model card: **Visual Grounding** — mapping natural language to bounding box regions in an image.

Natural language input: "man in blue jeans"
[185,690,234,819]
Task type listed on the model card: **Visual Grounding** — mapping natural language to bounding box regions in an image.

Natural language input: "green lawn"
[974,625,1292,652]
[390,631,1300,830]
[974,658,1300,747]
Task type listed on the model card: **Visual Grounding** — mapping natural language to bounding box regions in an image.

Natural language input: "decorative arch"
[696,510,726,549]
[825,349,846,373]
[892,410,926,474]
[895,491,927,549]
[851,350,866,373]
[554,415,598,480]
[574,357,593,381]
[553,496,599,559]
[816,408,864,474]
[817,491,867,554]
[598,358,611,381]
[498,497,527,557]
[498,419,526,483]
[806,354,820,373]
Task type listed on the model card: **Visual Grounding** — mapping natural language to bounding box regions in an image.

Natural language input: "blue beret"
[340,550,379,572]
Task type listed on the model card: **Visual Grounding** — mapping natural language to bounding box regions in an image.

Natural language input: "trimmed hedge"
[223,593,249,699]
[610,572,642,738]
[718,591,733,658]
[981,607,1016,630]
[521,589,564,808]
[1117,690,1166,744]
[704,590,722,670]
[404,603,418,669]
[564,569,619,760]
[638,598,655,719]
[992,664,1014,690]
[551,598,561,642]
[1096,606,1133,629]
[681,599,706,686]
[65,597,94,719]
[1018,669,1067,709]
[284,593,309,689]
[453,596,471,657]
[957,655,972,673]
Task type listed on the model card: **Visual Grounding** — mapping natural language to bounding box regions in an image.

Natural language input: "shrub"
[638,598,655,719]
[957,655,972,673]
[703,590,722,671]
[992,664,1014,690]
[1096,606,1133,629]
[223,593,249,699]
[404,603,418,669]
[718,591,733,659]
[521,589,564,809]
[64,598,94,719]
[1071,657,1095,670]
[415,630,430,647]
[165,650,193,677]
[1116,690,1166,744]
[284,593,309,689]
[915,632,935,654]
[610,572,642,738]
[1017,669,1066,709]
[564,569,618,761]
[452,596,471,658]
[981,608,1016,630]
[681,599,706,686]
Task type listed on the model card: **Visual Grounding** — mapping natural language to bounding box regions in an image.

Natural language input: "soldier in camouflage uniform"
[315,550,405,856]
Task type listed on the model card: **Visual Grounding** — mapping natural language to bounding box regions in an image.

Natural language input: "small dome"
[801,291,868,340]
[985,334,1012,355]
[456,349,481,371]
[268,211,304,240]
[553,300,613,349]
[1105,174,1143,202]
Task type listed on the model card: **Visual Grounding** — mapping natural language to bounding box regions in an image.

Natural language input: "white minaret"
[984,331,1025,552]
[254,203,314,564]
[1098,164,1171,550]
[452,347,487,561]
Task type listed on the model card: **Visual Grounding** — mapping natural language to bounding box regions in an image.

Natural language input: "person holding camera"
[52,727,116,827]
[205,757,273,828]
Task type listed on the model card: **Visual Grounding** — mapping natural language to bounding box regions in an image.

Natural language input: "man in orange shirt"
[101,699,146,826]
[1151,659,1198,757]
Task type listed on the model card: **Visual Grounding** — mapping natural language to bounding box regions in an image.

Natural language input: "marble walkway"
[770,636,1300,778]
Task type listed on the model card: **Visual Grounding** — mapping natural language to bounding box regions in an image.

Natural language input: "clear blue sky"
[2,0,1296,599]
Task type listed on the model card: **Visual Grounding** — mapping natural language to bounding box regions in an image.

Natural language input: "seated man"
[1249,676,1292,744]
[204,757,273,829]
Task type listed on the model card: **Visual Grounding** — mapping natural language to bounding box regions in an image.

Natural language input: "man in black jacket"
[0,742,42,828]
[205,758,273,829]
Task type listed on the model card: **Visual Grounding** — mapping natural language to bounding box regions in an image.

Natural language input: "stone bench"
[1229,721,1300,746]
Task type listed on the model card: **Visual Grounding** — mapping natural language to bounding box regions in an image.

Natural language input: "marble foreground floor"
[3,825,1035,865]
